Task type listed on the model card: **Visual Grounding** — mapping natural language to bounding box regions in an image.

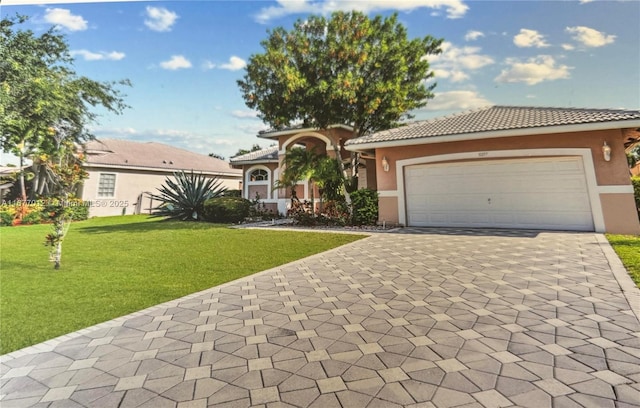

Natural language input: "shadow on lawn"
[75,219,229,234]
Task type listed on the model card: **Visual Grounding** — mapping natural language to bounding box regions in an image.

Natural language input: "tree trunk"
[54,240,62,270]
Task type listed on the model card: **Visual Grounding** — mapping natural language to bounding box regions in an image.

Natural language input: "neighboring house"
[230,125,377,215]
[233,105,640,234]
[80,139,242,217]
[344,105,640,235]
[0,166,20,200]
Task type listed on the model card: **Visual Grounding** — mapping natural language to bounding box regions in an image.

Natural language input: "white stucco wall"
[80,168,241,217]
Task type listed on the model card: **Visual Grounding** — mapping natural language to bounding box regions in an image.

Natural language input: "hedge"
[203,196,251,223]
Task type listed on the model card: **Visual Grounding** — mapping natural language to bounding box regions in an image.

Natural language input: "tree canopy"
[238,11,443,136]
[0,15,130,199]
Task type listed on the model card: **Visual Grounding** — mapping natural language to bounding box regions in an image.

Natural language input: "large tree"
[0,15,130,202]
[237,11,443,136]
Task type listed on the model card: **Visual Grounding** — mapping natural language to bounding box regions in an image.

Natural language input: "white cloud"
[255,0,469,23]
[219,56,247,71]
[236,123,270,135]
[433,69,469,82]
[566,26,616,48]
[144,6,178,32]
[44,8,87,31]
[232,110,259,119]
[495,55,572,85]
[561,43,575,51]
[513,29,549,48]
[429,41,494,83]
[422,90,492,111]
[202,61,216,70]
[160,55,192,70]
[464,30,484,41]
[71,49,125,61]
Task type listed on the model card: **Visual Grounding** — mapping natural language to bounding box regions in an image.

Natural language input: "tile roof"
[258,124,354,138]
[83,139,241,176]
[229,146,279,163]
[345,106,640,146]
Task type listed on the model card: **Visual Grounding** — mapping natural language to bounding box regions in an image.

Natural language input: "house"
[344,106,640,235]
[230,125,376,215]
[233,105,640,235]
[80,139,242,217]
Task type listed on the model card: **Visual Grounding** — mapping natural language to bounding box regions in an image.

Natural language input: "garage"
[405,156,595,231]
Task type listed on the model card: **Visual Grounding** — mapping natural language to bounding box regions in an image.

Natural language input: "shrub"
[350,188,379,226]
[0,211,13,226]
[225,189,242,198]
[204,197,251,223]
[149,171,227,221]
[21,211,43,225]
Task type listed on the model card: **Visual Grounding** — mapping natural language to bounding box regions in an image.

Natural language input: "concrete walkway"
[2,229,639,408]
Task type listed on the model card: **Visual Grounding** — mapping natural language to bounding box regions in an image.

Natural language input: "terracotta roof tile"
[346,106,640,146]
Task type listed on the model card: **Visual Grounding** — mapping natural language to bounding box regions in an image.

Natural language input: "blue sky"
[2,0,639,164]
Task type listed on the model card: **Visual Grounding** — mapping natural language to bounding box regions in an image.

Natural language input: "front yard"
[0,216,365,354]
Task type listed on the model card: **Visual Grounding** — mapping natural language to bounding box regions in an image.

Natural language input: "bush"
[21,211,43,225]
[204,197,251,223]
[149,171,227,221]
[350,188,379,226]
[0,211,13,226]
[225,189,242,198]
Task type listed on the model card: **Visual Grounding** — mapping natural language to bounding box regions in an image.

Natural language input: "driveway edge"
[596,233,640,321]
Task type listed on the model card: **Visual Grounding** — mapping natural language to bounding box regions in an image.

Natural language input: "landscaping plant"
[44,198,72,270]
[149,170,227,221]
[203,196,252,223]
[350,188,379,225]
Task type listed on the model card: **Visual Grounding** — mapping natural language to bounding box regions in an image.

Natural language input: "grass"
[607,234,640,287]
[0,215,366,354]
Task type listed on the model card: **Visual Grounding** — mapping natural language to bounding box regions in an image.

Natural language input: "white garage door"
[405,157,594,231]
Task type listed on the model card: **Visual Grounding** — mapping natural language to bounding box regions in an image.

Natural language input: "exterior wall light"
[381,156,390,172]
[602,141,612,162]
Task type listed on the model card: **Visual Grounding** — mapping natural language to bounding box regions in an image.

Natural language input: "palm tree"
[276,146,348,215]
[276,147,322,214]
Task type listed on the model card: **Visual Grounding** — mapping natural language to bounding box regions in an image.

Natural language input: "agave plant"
[149,170,227,221]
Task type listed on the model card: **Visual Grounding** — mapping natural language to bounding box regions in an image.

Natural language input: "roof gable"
[345,106,640,148]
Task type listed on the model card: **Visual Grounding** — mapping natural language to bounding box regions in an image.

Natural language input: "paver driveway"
[2,229,640,408]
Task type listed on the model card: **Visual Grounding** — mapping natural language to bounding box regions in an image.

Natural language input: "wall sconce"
[602,141,611,162]
[381,156,390,172]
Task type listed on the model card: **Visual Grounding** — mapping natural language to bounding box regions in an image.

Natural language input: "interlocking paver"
[2,229,639,407]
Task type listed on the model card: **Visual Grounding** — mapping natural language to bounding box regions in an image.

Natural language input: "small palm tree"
[276,147,347,214]
[276,147,321,213]
[149,170,227,221]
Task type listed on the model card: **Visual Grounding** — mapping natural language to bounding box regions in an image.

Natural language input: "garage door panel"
[405,157,594,231]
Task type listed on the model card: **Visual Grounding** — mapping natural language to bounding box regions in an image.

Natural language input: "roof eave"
[229,159,279,166]
[83,162,242,177]
[258,124,354,139]
[345,120,640,152]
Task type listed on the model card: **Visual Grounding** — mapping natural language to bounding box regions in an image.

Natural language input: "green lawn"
[0,216,366,354]
[607,234,640,287]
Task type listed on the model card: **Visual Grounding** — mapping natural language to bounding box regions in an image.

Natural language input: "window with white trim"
[97,173,116,197]
[250,169,269,181]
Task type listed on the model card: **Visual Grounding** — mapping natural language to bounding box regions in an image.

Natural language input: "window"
[98,173,116,197]
[250,169,269,181]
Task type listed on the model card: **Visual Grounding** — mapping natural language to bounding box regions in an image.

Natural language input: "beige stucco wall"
[372,129,640,234]
[599,193,640,235]
[80,168,241,217]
